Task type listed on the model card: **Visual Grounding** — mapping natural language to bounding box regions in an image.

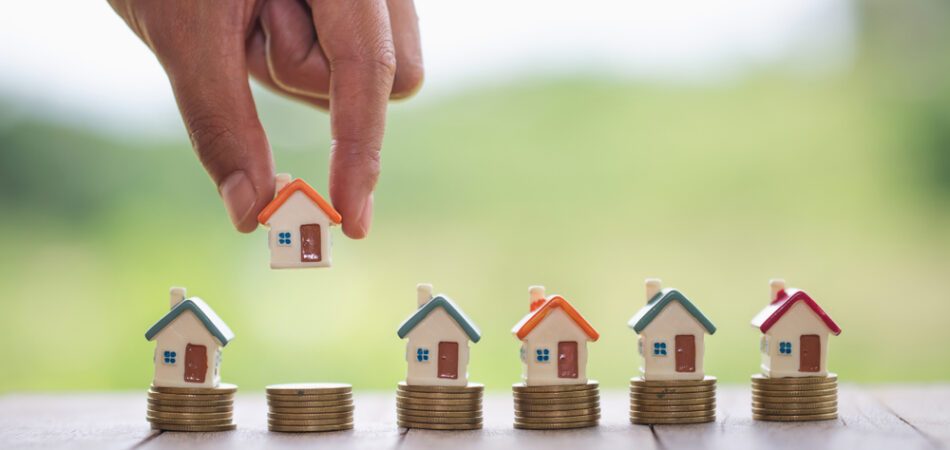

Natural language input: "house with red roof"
[257,174,342,269]
[751,279,841,378]
[512,286,599,386]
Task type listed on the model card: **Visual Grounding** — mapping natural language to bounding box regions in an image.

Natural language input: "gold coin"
[512,381,598,393]
[752,400,837,409]
[753,412,838,422]
[513,390,600,400]
[752,406,838,415]
[151,423,236,432]
[269,417,353,426]
[396,414,482,425]
[269,423,354,433]
[147,391,233,401]
[398,421,482,430]
[268,411,353,421]
[515,407,600,418]
[630,395,716,406]
[630,385,717,394]
[265,383,352,395]
[268,399,354,408]
[396,390,482,400]
[750,374,837,384]
[148,417,234,426]
[397,382,484,393]
[147,398,233,408]
[267,393,353,402]
[148,404,233,414]
[395,397,483,406]
[515,414,600,425]
[514,395,599,406]
[514,420,598,430]
[751,388,837,398]
[630,402,715,412]
[397,402,481,412]
[751,382,837,391]
[396,407,481,418]
[631,376,717,387]
[631,391,715,401]
[630,409,713,419]
[268,405,355,414]
[752,394,838,404]
[147,411,232,420]
[515,397,599,407]
[150,383,238,395]
[630,415,715,425]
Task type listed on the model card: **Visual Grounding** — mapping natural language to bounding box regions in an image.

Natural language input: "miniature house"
[628,279,716,381]
[751,279,841,378]
[257,174,342,269]
[397,284,482,386]
[512,286,599,386]
[145,287,234,388]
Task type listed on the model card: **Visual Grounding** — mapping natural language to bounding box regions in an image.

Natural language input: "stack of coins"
[629,376,716,425]
[512,381,600,430]
[146,383,237,431]
[751,373,838,421]
[396,382,483,430]
[266,383,354,432]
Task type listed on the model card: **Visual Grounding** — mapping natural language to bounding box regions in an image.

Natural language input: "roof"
[397,295,482,342]
[512,295,599,341]
[627,288,716,334]
[257,179,342,225]
[750,288,841,335]
[145,297,235,346]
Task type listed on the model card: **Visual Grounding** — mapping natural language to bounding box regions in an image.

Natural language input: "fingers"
[246,25,330,111]
[163,27,275,233]
[310,0,396,239]
[386,0,424,99]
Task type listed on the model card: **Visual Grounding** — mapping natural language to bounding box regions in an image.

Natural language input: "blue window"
[520,346,526,362]
[278,232,292,246]
[653,342,668,356]
[416,348,429,362]
[536,349,550,362]
[163,350,177,364]
[779,341,792,355]
[638,339,644,356]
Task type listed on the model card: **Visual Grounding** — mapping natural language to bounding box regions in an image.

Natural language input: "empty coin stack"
[512,381,600,430]
[266,383,354,432]
[629,376,717,425]
[751,373,838,421]
[396,382,484,430]
[146,383,237,432]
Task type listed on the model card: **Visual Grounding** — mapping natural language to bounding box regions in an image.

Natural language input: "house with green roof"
[397,284,481,387]
[145,287,234,388]
[628,279,716,381]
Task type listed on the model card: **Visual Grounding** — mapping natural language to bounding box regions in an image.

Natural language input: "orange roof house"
[257,174,341,269]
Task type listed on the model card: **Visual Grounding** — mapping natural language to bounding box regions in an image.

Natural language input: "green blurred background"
[1,1,949,392]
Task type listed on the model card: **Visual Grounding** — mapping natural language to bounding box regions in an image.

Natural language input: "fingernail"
[359,193,374,236]
[219,171,256,228]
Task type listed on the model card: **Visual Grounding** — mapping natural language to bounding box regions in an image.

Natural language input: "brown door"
[800,334,821,372]
[184,344,207,383]
[437,342,459,379]
[300,224,321,262]
[557,341,578,378]
[675,335,696,372]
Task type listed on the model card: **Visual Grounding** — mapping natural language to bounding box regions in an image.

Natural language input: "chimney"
[417,283,433,308]
[770,279,786,302]
[529,285,546,312]
[275,173,293,192]
[170,287,187,309]
[645,278,662,302]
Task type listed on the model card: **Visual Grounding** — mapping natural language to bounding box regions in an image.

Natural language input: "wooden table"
[1,386,947,449]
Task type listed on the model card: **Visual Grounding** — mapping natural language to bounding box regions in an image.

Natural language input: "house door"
[675,335,696,372]
[184,344,207,383]
[437,342,459,379]
[557,341,578,378]
[800,334,820,372]
[300,224,321,262]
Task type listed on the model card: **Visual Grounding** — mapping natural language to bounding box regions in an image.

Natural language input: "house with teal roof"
[398,284,481,386]
[628,279,716,381]
[145,287,234,388]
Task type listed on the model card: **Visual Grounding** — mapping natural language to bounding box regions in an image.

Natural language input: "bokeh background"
[1,0,948,392]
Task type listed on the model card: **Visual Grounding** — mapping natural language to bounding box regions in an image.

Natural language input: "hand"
[108,0,424,238]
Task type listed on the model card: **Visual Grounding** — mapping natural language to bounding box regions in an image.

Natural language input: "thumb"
[164,40,275,233]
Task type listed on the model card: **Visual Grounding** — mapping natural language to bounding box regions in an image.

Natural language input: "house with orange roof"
[257,174,342,269]
[512,286,599,386]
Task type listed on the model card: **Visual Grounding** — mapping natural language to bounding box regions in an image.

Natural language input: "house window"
[779,341,792,355]
[416,348,430,362]
[536,348,550,362]
[278,231,292,246]
[638,338,644,356]
[520,346,526,362]
[653,342,668,356]
[761,336,769,353]
[163,350,177,364]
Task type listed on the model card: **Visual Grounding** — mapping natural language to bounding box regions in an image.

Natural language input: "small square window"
[520,346,526,362]
[416,348,430,362]
[278,232,292,246]
[162,350,177,364]
[536,348,550,362]
[779,341,792,355]
[653,342,668,356]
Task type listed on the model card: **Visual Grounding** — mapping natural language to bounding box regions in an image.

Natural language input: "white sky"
[0,0,854,134]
